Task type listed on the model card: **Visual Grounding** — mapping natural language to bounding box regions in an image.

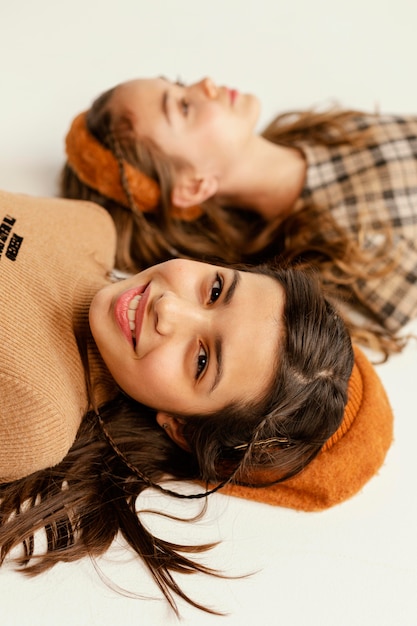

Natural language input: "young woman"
[62,76,417,357]
[0,190,391,615]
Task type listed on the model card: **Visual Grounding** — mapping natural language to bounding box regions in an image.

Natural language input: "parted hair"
[0,263,353,615]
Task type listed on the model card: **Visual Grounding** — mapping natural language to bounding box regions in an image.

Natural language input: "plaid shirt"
[294,114,417,333]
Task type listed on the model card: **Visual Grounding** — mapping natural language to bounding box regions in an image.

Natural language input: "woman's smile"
[127,295,141,343]
[114,283,150,348]
[89,259,284,416]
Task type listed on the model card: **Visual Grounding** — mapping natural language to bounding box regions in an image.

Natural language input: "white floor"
[1,2,417,624]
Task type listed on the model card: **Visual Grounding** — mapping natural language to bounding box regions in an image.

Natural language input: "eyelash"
[195,274,224,379]
[181,98,190,116]
[196,345,208,379]
[174,78,189,117]
[209,273,223,304]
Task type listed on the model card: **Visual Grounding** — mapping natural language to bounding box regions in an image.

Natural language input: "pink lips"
[228,88,238,104]
[114,283,150,347]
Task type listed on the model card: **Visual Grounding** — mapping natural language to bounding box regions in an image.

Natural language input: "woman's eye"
[209,273,223,304]
[181,98,189,116]
[196,344,208,379]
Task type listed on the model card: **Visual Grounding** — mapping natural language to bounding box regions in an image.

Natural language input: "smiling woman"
[89,259,283,417]
[62,74,417,359]
[0,189,392,616]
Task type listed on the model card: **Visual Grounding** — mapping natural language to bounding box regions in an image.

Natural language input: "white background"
[1,2,417,625]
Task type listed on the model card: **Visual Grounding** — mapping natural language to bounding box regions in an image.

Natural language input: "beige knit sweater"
[0,190,117,482]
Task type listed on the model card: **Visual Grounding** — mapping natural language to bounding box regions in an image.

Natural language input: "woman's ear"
[171,172,218,209]
[156,412,191,452]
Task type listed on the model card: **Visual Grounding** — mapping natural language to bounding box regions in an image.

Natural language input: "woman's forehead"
[213,272,284,407]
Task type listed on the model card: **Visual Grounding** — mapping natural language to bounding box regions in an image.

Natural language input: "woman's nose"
[155,292,208,336]
[197,77,218,99]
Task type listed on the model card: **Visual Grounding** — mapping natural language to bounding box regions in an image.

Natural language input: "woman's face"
[89,260,283,417]
[111,76,260,179]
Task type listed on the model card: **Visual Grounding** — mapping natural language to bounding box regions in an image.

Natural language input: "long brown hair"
[60,87,404,357]
[0,263,353,615]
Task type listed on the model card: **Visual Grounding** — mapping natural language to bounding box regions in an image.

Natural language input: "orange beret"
[222,346,393,511]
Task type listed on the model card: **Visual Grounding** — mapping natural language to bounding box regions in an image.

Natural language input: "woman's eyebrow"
[162,90,172,126]
[209,336,223,394]
[209,270,241,393]
[223,270,240,305]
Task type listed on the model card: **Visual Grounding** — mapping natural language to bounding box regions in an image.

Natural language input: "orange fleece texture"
[221,346,393,510]
[65,112,202,221]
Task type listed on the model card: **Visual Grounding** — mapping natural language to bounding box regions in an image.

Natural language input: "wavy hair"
[0,263,353,615]
[60,87,403,357]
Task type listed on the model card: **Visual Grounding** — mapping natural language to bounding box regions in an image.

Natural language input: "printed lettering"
[0,222,12,243]
[6,234,23,261]
[3,215,16,227]
[0,215,19,261]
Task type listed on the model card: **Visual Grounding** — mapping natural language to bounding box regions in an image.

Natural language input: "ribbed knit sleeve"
[0,191,116,481]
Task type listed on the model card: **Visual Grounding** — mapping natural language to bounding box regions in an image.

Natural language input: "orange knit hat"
[222,346,393,511]
[65,112,203,221]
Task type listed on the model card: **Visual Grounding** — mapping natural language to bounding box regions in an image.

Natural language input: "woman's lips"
[114,283,150,347]
[228,88,238,104]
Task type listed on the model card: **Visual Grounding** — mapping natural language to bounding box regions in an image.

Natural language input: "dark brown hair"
[0,263,353,615]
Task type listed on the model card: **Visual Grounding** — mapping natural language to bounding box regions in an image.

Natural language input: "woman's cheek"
[133,354,180,404]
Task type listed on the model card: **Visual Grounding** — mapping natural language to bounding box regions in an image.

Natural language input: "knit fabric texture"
[294,113,417,333]
[222,345,393,510]
[0,191,116,482]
